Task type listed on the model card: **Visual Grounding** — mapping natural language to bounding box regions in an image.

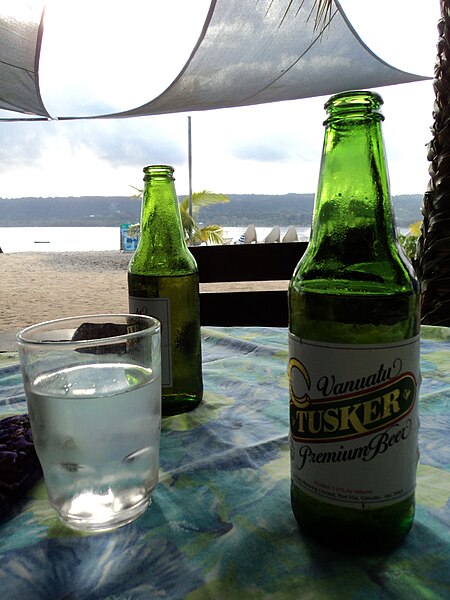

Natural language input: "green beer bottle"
[128,165,203,416]
[288,91,421,552]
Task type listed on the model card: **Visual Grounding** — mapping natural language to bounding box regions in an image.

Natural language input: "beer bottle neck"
[130,165,197,275]
[140,171,187,251]
[296,91,417,295]
[311,112,395,249]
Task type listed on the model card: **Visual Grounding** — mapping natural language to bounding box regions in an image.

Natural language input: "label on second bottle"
[129,296,172,387]
[288,333,420,509]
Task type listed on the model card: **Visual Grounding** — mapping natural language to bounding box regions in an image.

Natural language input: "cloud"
[0,121,55,170]
[231,137,293,162]
[230,132,320,163]
[72,119,186,167]
[0,117,186,174]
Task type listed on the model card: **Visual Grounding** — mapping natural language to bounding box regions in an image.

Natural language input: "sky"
[0,0,441,199]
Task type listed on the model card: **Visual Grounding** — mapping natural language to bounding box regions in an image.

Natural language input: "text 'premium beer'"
[288,91,421,552]
[128,165,203,416]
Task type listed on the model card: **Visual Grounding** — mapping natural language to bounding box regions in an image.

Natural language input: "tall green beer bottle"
[288,91,421,552]
[128,165,203,416]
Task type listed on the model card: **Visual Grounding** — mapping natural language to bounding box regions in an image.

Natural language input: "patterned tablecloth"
[0,326,449,599]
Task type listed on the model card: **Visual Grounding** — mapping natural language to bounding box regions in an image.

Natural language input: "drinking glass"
[17,314,161,532]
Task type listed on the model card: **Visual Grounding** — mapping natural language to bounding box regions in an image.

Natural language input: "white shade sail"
[0,1,50,119]
[0,0,429,121]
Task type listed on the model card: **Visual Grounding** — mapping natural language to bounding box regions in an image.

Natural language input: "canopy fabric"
[111,0,428,120]
[0,0,429,121]
[0,1,50,119]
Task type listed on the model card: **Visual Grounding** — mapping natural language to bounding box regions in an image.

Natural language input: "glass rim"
[143,164,174,172]
[324,90,384,118]
[16,313,160,348]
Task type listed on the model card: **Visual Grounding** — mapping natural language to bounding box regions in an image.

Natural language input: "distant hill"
[198,194,423,228]
[0,193,423,228]
[198,194,315,227]
[0,196,142,227]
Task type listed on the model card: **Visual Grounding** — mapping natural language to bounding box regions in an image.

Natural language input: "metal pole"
[188,116,193,219]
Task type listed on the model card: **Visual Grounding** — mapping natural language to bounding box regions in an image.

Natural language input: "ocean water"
[0,226,312,253]
[0,227,121,253]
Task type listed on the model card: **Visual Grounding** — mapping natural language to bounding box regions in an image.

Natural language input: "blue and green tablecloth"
[0,326,450,599]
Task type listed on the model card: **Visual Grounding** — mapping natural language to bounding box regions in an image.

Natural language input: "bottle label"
[129,296,172,387]
[288,333,420,509]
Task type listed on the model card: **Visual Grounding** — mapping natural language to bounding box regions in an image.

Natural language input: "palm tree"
[416,0,450,325]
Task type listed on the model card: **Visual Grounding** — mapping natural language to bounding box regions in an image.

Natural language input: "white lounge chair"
[263,225,281,243]
[239,224,257,244]
[282,225,298,243]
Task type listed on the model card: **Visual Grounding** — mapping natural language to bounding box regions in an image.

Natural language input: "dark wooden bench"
[190,242,307,326]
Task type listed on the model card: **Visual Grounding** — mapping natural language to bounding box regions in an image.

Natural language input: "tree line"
[0,193,422,228]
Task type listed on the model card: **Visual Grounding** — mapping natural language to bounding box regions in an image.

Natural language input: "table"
[1,326,450,599]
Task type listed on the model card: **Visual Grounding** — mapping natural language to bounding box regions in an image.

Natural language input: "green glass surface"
[128,165,203,416]
[288,91,420,552]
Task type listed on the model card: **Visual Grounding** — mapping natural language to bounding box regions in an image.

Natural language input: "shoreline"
[0,225,312,253]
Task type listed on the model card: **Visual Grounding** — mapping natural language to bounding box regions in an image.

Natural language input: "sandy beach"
[1,252,131,332]
[0,251,289,335]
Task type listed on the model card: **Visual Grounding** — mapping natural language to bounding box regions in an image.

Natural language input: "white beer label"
[289,333,420,509]
[129,296,172,387]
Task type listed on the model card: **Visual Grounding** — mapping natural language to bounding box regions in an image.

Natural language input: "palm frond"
[129,185,143,199]
[180,208,196,235]
[279,0,298,28]
[310,0,333,32]
[180,191,229,216]
[192,224,226,246]
[277,0,333,32]
[408,221,422,237]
